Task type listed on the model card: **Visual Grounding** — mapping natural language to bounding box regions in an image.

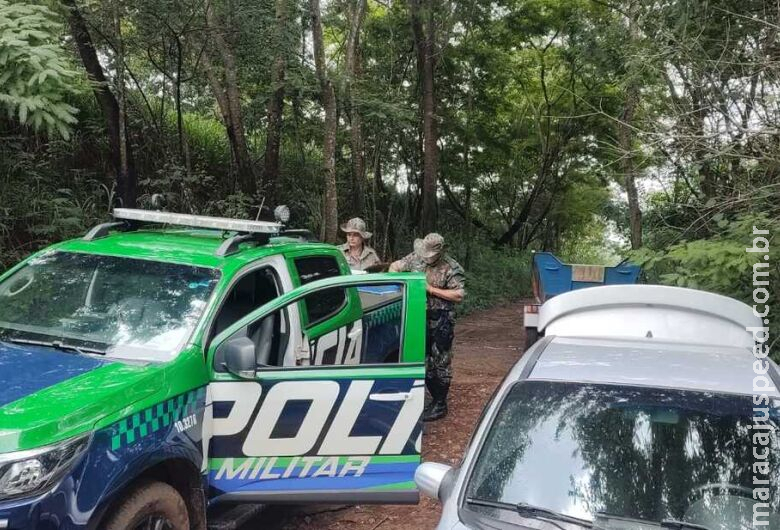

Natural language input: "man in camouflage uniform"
[390,233,465,421]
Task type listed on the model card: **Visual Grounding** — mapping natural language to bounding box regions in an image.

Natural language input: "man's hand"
[388,260,404,272]
[426,284,465,304]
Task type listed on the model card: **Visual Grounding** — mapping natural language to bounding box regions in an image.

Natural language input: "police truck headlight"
[0,434,90,501]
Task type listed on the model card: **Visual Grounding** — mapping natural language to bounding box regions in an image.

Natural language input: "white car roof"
[528,336,777,398]
[538,285,761,348]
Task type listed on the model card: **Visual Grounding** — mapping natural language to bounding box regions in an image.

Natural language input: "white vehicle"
[417,285,779,529]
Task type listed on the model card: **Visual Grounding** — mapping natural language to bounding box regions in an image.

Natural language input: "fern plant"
[0,0,80,138]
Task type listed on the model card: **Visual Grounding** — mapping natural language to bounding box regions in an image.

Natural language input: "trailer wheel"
[103,480,189,530]
[524,327,539,351]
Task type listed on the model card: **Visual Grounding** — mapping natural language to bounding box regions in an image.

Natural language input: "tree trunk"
[174,36,185,161]
[205,3,256,196]
[346,0,367,217]
[371,138,385,232]
[620,13,642,249]
[262,0,288,203]
[114,3,130,201]
[62,0,137,207]
[310,0,338,242]
[463,82,473,267]
[410,0,438,234]
[620,88,642,249]
[464,182,473,265]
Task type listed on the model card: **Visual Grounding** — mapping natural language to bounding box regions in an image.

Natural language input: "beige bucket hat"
[340,217,372,239]
[415,233,444,260]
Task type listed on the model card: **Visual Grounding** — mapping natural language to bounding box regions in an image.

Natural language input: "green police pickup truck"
[0,208,427,530]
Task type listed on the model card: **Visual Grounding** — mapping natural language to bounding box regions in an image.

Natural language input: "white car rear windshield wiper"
[466,497,592,529]
[595,512,711,530]
[5,337,106,356]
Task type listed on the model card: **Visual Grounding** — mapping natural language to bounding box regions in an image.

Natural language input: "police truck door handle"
[369,392,413,402]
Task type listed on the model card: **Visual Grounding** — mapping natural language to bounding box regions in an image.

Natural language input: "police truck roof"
[57,208,328,268]
[56,229,331,269]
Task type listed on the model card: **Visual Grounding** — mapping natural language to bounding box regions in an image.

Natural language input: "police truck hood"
[0,341,164,452]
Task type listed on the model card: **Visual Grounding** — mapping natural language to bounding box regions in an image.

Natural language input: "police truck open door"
[205,273,427,504]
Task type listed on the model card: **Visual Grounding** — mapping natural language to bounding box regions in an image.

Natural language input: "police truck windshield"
[465,380,780,529]
[0,251,219,361]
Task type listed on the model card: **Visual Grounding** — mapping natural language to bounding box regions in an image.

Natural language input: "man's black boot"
[423,379,450,422]
[423,399,447,422]
[423,376,437,416]
[422,398,435,417]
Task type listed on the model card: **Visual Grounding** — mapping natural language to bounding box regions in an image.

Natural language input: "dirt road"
[250,301,526,530]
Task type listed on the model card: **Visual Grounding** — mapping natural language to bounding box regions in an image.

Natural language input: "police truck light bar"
[114,208,282,234]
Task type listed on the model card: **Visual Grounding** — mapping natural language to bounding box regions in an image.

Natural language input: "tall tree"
[410,0,439,234]
[619,4,642,249]
[61,0,138,207]
[310,0,339,242]
[620,86,642,249]
[262,0,288,202]
[345,0,368,216]
[203,1,256,196]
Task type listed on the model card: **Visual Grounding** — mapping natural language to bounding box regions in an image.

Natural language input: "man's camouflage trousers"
[426,309,455,386]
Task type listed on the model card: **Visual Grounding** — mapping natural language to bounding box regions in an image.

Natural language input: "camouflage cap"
[340,217,372,239]
[415,233,444,260]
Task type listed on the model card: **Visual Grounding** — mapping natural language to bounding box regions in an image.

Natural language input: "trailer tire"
[524,327,539,351]
[102,480,189,530]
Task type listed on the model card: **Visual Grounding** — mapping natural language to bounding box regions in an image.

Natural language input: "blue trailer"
[523,252,641,347]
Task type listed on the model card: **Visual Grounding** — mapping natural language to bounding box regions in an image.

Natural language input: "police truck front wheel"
[103,480,189,530]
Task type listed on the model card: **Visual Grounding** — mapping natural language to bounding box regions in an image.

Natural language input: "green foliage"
[0,142,110,269]
[181,113,231,170]
[634,213,779,297]
[1,0,776,335]
[557,216,621,265]
[0,0,80,138]
[432,0,626,251]
[445,236,532,315]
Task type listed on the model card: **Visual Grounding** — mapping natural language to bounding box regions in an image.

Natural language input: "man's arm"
[389,252,414,272]
[430,260,466,304]
[426,284,464,303]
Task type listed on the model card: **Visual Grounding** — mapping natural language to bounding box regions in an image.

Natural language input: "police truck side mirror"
[220,336,257,379]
